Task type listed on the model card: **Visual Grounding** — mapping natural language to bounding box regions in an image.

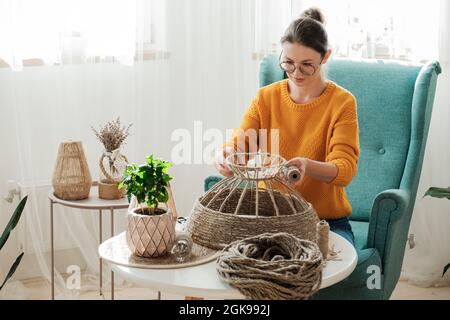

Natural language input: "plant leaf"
[121,155,172,210]
[423,187,450,199]
[0,252,24,291]
[0,196,28,251]
[443,262,450,277]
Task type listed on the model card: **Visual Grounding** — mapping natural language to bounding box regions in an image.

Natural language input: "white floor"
[3,276,450,300]
[390,281,450,300]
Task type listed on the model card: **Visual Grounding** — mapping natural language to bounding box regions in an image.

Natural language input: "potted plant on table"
[424,186,450,276]
[119,155,176,258]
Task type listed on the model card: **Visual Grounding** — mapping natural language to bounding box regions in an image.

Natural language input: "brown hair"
[280,7,328,57]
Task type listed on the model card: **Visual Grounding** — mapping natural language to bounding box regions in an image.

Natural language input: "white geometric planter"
[126,198,176,258]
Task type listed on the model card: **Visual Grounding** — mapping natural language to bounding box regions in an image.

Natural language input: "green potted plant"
[119,155,176,258]
[1,196,27,291]
[423,186,450,276]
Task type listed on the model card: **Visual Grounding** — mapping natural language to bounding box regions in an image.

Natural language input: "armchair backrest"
[259,56,441,222]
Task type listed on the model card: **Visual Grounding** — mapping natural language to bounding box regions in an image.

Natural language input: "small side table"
[48,185,129,300]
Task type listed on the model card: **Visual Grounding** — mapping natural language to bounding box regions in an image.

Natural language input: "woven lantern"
[187,153,320,250]
[52,140,92,200]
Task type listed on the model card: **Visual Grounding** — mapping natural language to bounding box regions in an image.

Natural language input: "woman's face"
[280,42,330,87]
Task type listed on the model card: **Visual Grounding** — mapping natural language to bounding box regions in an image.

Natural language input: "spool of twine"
[317,220,329,260]
[286,167,301,183]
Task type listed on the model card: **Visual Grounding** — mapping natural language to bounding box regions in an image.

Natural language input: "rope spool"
[317,220,330,260]
[216,232,323,300]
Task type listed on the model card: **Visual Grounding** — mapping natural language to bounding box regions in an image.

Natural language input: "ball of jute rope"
[216,232,323,300]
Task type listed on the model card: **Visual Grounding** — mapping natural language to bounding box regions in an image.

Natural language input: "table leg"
[99,209,103,296]
[50,200,55,300]
[110,208,114,300]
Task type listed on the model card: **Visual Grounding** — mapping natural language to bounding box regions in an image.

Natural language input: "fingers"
[215,158,233,177]
[214,146,236,177]
[286,157,302,168]
[217,164,233,177]
[222,170,234,177]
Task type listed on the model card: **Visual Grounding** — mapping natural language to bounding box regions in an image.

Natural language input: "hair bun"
[300,7,325,24]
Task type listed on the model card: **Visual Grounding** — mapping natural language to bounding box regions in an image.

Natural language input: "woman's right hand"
[214,146,234,177]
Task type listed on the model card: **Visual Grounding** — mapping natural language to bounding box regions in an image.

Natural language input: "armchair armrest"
[370,188,410,223]
[367,188,411,298]
[368,188,410,253]
[204,175,224,192]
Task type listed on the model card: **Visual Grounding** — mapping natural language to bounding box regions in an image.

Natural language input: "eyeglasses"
[278,51,323,77]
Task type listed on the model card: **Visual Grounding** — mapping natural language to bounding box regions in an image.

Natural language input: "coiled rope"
[216,232,323,300]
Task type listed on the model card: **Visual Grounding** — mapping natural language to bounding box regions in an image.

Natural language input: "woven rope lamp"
[187,153,320,250]
[52,140,92,200]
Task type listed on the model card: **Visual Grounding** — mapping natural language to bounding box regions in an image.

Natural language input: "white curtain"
[0,0,260,299]
[253,0,292,57]
[253,0,440,62]
[0,0,144,70]
[401,0,450,288]
[290,0,440,62]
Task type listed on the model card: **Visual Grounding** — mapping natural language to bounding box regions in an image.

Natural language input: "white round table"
[99,231,357,299]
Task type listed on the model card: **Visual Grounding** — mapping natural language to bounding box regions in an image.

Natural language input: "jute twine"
[317,220,329,260]
[216,232,323,300]
[98,151,128,200]
[187,188,319,250]
[99,152,128,183]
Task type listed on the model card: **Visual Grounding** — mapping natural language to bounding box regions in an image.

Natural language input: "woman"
[215,7,359,245]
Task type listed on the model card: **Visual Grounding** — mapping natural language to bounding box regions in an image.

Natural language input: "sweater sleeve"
[326,97,360,187]
[223,95,261,153]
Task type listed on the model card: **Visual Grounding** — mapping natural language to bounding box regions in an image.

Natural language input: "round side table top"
[48,185,129,209]
[99,231,357,299]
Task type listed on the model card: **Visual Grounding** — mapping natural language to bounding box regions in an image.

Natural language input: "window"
[0,0,167,70]
[253,0,440,62]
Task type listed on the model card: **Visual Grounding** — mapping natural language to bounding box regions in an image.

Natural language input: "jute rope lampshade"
[52,140,92,200]
[187,152,320,250]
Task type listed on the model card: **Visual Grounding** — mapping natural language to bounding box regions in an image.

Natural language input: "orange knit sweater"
[225,79,360,220]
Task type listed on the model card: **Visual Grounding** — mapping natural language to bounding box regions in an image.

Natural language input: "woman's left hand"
[285,157,309,187]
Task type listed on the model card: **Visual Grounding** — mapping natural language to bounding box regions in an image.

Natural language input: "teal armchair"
[204,56,441,299]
